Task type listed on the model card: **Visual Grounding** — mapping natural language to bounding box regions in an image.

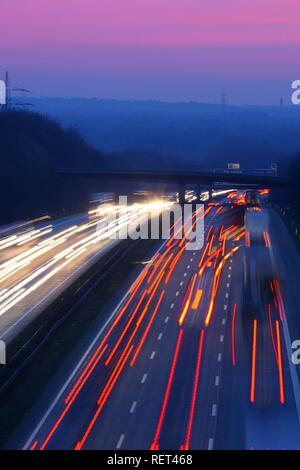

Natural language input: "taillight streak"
[181,330,205,450]
[275,320,285,404]
[130,290,165,367]
[150,329,184,450]
[178,274,197,326]
[250,319,257,403]
[75,344,134,450]
[40,344,108,450]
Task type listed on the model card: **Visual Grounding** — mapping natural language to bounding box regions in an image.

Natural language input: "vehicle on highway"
[245,190,261,207]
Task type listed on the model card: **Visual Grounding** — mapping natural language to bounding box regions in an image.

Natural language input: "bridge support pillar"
[178,182,186,205]
[195,182,202,203]
[195,182,202,204]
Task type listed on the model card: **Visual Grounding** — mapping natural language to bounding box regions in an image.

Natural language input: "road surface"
[0,202,168,342]
[8,195,300,450]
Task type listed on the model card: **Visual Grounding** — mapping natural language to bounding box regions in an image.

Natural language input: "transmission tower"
[4,71,11,108]
[3,71,32,109]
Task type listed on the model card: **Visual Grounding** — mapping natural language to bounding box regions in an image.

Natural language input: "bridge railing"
[213,168,278,177]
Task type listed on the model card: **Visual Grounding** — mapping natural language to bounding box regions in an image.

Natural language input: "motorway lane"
[215,209,300,450]
[213,242,248,450]
[242,210,300,449]
[0,204,167,341]
[10,200,300,450]
[0,214,87,264]
[19,203,248,450]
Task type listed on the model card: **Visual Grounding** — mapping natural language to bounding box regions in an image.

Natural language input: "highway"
[9,192,300,450]
[0,202,169,342]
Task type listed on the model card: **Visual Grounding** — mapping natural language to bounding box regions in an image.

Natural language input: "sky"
[1,0,300,104]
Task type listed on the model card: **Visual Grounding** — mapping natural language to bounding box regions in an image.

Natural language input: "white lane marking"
[193,252,196,256]
[170,303,174,309]
[223,305,227,310]
[187,265,190,269]
[116,434,125,449]
[230,259,233,263]
[21,236,172,450]
[190,258,193,262]
[150,351,156,360]
[220,335,224,343]
[218,353,222,362]
[165,316,169,323]
[212,404,217,417]
[215,376,220,386]
[229,266,232,270]
[22,284,137,449]
[228,274,231,279]
[158,333,163,341]
[226,283,230,288]
[208,438,214,450]
[222,318,226,325]
[180,281,183,286]
[130,401,137,413]
[176,291,179,296]
[141,373,147,384]
[184,273,187,277]
[225,293,229,298]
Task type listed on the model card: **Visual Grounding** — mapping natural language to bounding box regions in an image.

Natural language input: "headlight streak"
[0,201,170,318]
[33,206,205,450]
[29,203,249,451]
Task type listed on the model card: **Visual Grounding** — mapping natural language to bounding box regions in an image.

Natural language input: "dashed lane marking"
[208,438,214,450]
[130,402,137,413]
[116,434,125,449]
[141,374,147,384]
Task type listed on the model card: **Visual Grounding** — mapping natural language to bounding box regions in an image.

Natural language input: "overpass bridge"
[58,167,287,203]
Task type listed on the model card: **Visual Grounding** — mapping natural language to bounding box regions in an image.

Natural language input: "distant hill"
[29,97,300,172]
[0,110,104,223]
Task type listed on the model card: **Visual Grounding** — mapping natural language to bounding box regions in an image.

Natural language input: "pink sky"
[1,0,300,103]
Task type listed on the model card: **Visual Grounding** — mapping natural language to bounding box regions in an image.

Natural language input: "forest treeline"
[286,151,300,215]
[0,109,300,224]
[0,110,105,223]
